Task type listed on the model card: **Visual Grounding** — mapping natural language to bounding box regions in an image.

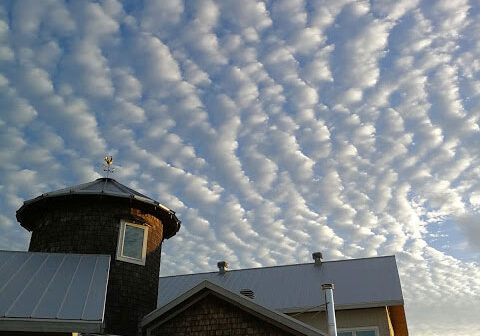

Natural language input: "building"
[8,177,180,336]
[142,280,326,336]
[0,176,408,336]
[148,255,408,336]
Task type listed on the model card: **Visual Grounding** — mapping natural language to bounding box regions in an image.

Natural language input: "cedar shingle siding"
[149,294,295,336]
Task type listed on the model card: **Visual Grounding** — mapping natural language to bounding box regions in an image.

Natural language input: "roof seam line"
[80,256,99,320]
[5,254,50,316]
[0,253,33,294]
[31,254,67,317]
[56,255,83,318]
[0,252,13,273]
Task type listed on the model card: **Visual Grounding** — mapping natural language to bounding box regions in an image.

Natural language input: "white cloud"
[113,67,143,100]
[0,78,37,125]
[1,1,480,335]
[134,34,182,86]
[74,1,119,41]
[66,41,114,97]
[301,45,334,84]
[456,213,480,252]
[371,0,419,20]
[218,0,272,31]
[0,18,14,61]
[141,0,184,34]
[35,41,62,71]
[20,66,54,96]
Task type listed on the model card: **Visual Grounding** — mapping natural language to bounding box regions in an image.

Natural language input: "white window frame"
[337,326,380,336]
[116,220,149,266]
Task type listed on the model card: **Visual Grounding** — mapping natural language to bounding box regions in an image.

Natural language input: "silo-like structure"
[16,177,181,336]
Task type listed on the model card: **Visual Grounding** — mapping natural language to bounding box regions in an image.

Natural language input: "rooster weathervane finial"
[101,156,115,178]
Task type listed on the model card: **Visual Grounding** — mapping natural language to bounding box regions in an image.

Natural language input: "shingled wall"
[147,294,296,336]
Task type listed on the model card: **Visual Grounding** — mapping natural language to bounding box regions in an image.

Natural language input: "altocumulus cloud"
[0,0,479,335]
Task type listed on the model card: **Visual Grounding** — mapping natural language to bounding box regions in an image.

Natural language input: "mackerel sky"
[1,0,479,334]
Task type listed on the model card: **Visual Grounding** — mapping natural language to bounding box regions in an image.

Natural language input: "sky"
[0,0,479,334]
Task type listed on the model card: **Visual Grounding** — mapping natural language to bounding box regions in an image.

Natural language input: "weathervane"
[102,156,115,178]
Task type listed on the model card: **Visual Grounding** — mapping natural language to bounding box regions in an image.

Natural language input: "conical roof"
[16,178,180,237]
[23,177,157,205]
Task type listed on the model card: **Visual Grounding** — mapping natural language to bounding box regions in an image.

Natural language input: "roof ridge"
[0,250,110,257]
[109,179,153,199]
[42,180,98,196]
[159,255,397,278]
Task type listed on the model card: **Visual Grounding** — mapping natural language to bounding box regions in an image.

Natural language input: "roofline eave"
[278,300,405,314]
[16,193,181,236]
[0,317,103,333]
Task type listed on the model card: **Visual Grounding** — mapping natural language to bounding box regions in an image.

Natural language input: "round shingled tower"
[16,177,181,336]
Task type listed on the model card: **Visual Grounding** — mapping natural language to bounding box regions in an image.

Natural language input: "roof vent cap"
[217,261,228,274]
[312,252,323,265]
[240,289,255,299]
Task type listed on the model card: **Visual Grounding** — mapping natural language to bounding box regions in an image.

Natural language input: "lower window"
[338,327,378,336]
[116,220,148,265]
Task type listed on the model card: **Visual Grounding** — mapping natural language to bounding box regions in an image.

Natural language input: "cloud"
[65,40,114,97]
[218,0,272,31]
[0,17,14,61]
[1,1,480,335]
[141,0,184,34]
[134,34,182,87]
[456,213,480,252]
[0,75,37,125]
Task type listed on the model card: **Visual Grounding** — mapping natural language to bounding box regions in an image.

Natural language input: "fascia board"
[0,318,102,333]
[279,300,405,314]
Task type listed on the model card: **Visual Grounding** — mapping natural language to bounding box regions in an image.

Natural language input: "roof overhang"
[0,251,110,334]
[0,317,103,333]
[279,299,405,314]
[388,305,409,336]
[142,280,327,336]
[16,193,180,238]
[16,178,181,238]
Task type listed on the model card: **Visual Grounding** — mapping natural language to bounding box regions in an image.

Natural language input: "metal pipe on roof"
[321,283,337,336]
[312,252,323,265]
[217,261,228,274]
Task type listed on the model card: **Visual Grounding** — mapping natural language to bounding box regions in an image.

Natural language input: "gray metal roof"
[0,250,110,333]
[22,177,167,208]
[16,177,181,238]
[158,256,404,312]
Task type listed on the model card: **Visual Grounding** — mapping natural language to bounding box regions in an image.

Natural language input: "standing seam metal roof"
[0,250,110,323]
[157,255,404,312]
[16,178,181,237]
[21,177,171,210]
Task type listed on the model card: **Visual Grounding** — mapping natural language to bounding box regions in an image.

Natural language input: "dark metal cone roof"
[24,177,155,204]
[16,178,180,237]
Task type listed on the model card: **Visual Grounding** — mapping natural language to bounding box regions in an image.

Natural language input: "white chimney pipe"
[322,283,337,336]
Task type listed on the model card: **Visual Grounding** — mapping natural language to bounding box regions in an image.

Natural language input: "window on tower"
[116,220,148,265]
